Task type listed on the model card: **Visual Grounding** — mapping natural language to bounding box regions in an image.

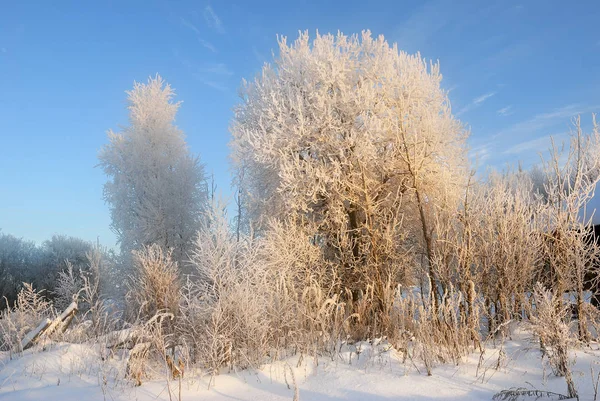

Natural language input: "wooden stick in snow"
[20,301,78,351]
[44,301,78,338]
[20,318,52,351]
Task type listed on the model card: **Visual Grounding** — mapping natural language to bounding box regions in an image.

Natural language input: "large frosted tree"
[231,31,469,309]
[99,75,206,267]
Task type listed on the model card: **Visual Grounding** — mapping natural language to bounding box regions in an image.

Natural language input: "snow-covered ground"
[2,328,600,400]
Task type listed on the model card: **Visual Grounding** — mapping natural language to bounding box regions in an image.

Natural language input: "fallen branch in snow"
[44,301,78,337]
[21,301,78,350]
[19,318,51,351]
[94,312,172,350]
[97,328,152,350]
[492,387,575,401]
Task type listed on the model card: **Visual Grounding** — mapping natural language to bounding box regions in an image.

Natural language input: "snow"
[2,327,600,400]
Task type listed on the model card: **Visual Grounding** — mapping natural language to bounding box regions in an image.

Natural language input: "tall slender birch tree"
[99,75,206,266]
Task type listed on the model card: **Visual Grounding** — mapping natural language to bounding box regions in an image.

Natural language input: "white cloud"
[180,17,200,35]
[204,6,224,34]
[445,83,459,93]
[192,63,233,92]
[503,134,562,155]
[181,18,218,53]
[473,92,496,105]
[493,104,599,139]
[198,63,233,76]
[497,105,513,116]
[457,91,496,115]
[469,143,492,164]
[198,38,217,53]
[173,49,231,92]
[192,75,228,92]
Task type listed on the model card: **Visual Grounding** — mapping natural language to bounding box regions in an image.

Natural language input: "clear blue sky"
[1,0,599,249]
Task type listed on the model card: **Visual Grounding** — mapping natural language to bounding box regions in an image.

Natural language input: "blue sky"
[1,0,599,248]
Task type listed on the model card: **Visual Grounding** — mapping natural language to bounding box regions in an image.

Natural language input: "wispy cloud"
[204,5,224,34]
[192,76,229,92]
[457,91,496,115]
[445,83,459,93]
[467,39,535,76]
[198,39,216,53]
[181,18,217,53]
[503,134,562,155]
[193,63,233,92]
[469,143,492,164]
[172,49,232,93]
[180,17,200,35]
[497,105,513,116]
[531,105,589,121]
[197,63,233,76]
[488,103,599,168]
[493,104,598,139]
[473,92,496,105]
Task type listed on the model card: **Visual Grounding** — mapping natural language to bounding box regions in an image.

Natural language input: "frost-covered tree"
[0,233,96,308]
[99,76,206,267]
[231,31,468,311]
[0,233,39,307]
[40,234,93,293]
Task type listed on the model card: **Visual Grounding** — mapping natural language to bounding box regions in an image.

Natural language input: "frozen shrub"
[180,202,270,376]
[0,283,52,353]
[127,244,181,321]
[530,283,577,399]
[54,260,82,311]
